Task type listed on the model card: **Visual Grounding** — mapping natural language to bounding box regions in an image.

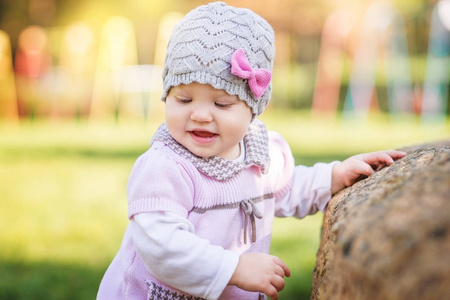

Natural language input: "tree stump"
[311,141,450,300]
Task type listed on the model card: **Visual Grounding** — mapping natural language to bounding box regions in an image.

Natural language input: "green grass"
[0,110,448,300]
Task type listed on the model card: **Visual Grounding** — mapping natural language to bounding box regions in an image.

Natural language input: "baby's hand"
[229,253,290,300]
[331,150,406,194]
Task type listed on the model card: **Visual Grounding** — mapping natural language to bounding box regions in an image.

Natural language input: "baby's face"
[165,82,253,160]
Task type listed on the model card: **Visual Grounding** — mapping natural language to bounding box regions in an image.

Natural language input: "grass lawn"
[0,109,448,300]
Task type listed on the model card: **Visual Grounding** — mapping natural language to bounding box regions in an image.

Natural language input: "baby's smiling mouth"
[189,130,218,144]
[191,130,217,138]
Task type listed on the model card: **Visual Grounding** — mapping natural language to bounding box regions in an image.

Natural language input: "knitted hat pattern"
[161,1,275,116]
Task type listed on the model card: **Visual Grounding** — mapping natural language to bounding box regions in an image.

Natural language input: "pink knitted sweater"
[97,120,334,299]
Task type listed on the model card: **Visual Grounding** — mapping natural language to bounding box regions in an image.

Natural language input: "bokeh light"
[14,25,51,118]
[421,0,450,124]
[0,0,447,123]
[0,29,18,121]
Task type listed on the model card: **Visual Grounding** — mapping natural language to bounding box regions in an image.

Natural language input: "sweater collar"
[151,119,270,181]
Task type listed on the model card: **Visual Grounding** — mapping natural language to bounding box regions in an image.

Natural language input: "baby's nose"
[190,106,213,122]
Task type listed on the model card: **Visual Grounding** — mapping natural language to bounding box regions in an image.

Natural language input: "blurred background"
[0,0,449,299]
[0,0,449,122]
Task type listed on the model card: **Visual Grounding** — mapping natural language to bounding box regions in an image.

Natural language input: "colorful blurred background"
[0,0,449,299]
[1,0,449,122]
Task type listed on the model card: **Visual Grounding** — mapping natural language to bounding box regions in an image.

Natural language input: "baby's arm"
[229,253,290,300]
[132,212,239,299]
[133,212,290,299]
[331,150,406,194]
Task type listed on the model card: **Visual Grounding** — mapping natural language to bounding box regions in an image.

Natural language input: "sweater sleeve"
[132,212,239,300]
[268,131,338,218]
[275,162,338,218]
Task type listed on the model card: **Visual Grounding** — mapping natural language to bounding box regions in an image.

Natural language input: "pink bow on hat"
[230,48,272,99]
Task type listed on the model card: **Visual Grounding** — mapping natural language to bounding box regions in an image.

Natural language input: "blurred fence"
[0,0,449,124]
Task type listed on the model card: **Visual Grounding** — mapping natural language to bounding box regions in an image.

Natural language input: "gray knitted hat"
[161,1,275,116]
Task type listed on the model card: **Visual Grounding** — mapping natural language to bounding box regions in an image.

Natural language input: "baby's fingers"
[271,273,286,292]
[273,256,291,278]
[384,150,407,160]
[362,152,393,166]
[366,150,407,171]
[264,285,279,300]
[264,274,286,300]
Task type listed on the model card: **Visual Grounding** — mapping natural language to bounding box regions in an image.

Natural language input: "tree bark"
[311,140,450,300]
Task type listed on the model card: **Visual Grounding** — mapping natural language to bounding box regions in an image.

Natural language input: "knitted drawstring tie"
[240,199,263,244]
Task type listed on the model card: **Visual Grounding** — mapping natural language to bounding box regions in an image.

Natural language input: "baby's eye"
[215,102,231,108]
[177,98,192,104]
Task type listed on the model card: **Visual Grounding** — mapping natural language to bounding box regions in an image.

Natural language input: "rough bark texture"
[311,141,450,300]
